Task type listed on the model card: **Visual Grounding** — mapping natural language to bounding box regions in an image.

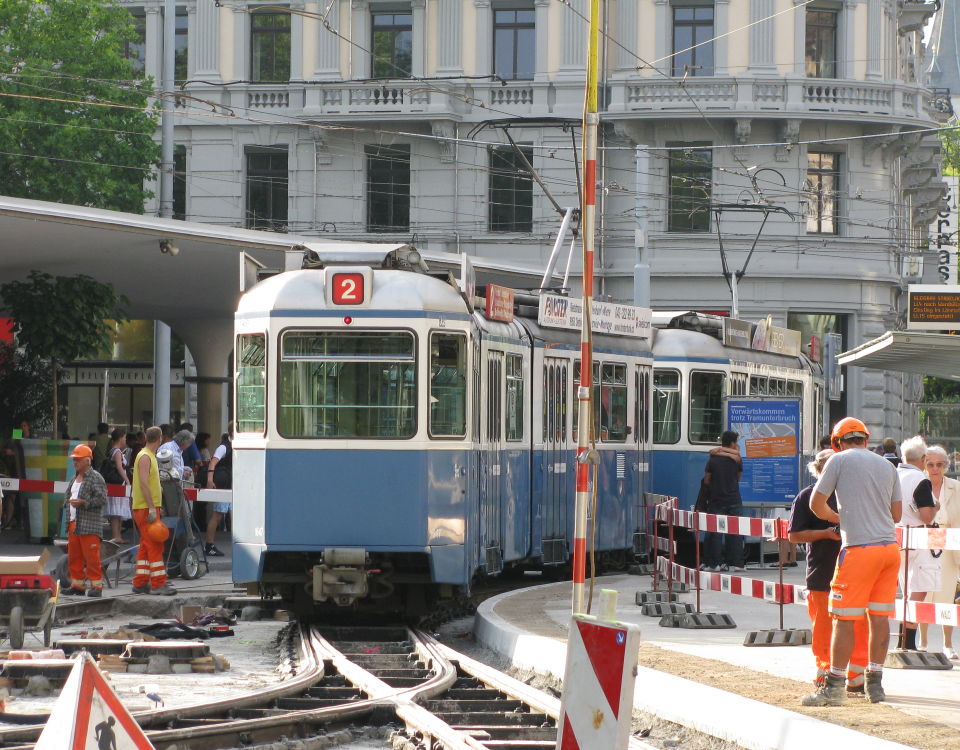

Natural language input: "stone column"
[173,318,235,441]
[412,0,426,77]
[185,5,197,81]
[714,0,730,76]
[437,0,463,74]
[748,0,777,75]
[843,1,856,79]
[233,3,249,80]
[291,2,305,81]
[534,0,551,81]
[559,0,586,78]
[653,0,670,75]
[314,0,341,77]
[615,0,638,72]
[193,0,220,81]
[145,7,162,81]
[474,1,492,76]
[793,0,807,76]
[351,0,371,78]
[866,0,882,79]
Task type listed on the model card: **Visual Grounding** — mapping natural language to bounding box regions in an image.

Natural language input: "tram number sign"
[332,273,365,305]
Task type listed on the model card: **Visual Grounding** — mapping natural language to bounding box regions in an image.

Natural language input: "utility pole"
[153,0,175,426]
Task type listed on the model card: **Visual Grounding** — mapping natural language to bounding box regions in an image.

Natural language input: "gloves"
[146,507,158,523]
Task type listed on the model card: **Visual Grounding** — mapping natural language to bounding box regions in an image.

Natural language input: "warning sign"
[908,285,960,330]
[35,652,153,749]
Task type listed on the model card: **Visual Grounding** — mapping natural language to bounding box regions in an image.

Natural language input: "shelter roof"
[837,330,960,381]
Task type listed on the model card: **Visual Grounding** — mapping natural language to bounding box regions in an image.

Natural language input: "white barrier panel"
[0,477,231,505]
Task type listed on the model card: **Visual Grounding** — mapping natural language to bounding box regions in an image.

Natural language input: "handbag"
[694,480,710,513]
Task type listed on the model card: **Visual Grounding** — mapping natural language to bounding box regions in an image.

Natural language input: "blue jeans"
[703,502,744,568]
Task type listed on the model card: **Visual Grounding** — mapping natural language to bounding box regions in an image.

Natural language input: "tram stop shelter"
[0,195,558,435]
[838,330,960,382]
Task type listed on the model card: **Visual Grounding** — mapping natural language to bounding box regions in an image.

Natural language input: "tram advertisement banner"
[725,398,801,504]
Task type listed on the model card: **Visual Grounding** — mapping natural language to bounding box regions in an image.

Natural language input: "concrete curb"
[475,584,920,750]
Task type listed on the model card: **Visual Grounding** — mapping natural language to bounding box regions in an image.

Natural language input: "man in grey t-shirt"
[801,417,902,707]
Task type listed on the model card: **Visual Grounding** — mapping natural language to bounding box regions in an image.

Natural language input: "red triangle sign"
[35,652,154,749]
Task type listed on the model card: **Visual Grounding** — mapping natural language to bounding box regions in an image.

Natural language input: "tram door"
[481,350,504,574]
[542,357,570,564]
[634,364,651,558]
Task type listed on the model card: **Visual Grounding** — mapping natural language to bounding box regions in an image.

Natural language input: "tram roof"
[838,330,960,381]
[0,195,556,326]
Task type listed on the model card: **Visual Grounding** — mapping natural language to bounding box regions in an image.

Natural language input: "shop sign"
[60,367,185,385]
[538,294,651,339]
[484,285,515,322]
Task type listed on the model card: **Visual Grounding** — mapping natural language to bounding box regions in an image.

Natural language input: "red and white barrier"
[0,477,231,505]
[896,525,960,552]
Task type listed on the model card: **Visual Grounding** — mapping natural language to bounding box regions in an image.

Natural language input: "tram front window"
[278,330,416,438]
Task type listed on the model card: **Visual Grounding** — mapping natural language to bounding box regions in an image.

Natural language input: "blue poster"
[726,399,801,504]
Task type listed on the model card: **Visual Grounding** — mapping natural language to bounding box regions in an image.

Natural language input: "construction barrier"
[648,495,960,629]
[0,477,231,505]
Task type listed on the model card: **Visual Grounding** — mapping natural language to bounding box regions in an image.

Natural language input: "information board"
[725,398,802,504]
[907,285,960,330]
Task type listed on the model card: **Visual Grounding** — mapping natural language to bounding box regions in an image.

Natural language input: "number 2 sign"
[332,273,364,305]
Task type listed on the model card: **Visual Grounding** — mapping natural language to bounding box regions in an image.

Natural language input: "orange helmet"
[147,519,169,543]
[70,444,93,460]
[831,417,870,451]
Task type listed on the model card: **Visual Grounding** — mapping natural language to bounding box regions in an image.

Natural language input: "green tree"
[0,272,129,436]
[0,343,52,436]
[940,122,960,176]
[0,0,159,212]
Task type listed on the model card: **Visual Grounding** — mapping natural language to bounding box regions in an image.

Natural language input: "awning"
[837,330,960,381]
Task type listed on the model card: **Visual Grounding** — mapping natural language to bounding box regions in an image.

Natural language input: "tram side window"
[506,354,523,441]
[236,333,267,434]
[278,331,416,438]
[653,369,681,444]
[750,375,767,395]
[689,371,725,443]
[430,332,467,437]
[601,363,627,442]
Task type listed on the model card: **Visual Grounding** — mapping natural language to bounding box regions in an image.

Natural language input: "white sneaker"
[732,566,746,572]
[945,648,958,660]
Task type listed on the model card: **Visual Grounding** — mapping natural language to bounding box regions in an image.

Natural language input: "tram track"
[0,621,655,750]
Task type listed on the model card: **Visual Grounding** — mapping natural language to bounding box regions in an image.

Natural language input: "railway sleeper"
[424,699,527,713]
[463,727,558,741]
[303,686,366,699]
[433,712,551,726]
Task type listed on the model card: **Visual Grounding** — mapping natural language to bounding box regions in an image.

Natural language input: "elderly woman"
[62,444,107,597]
[788,448,869,691]
[920,445,960,660]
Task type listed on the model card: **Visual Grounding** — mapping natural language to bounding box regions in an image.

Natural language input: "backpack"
[99,451,123,485]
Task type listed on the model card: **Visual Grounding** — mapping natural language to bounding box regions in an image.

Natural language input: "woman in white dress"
[921,445,960,660]
[103,429,132,544]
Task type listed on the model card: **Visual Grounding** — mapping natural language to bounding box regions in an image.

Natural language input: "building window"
[173,145,186,221]
[366,145,411,232]
[672,6,714,77]
[175,8,189,85]
[805,152,839,234]
[125,10,147,76]
[246,147,288,231]
[489,146,533,232]
[493,9,535,81]
[667,143,712,232]
[805,9,837,78]
[372,12,412,78]
[251,11,291,82]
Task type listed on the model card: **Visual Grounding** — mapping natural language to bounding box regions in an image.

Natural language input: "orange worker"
[131,426,175,596]
[62,445,107,597]
[788,448,869,692]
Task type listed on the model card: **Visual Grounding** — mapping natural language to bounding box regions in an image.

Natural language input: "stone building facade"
[125,0,946,436]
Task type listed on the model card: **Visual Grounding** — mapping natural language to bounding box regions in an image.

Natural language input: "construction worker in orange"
[788,447,869,694]
[130,426,175,596]
[802,417,901,707]
[62,444,107,598]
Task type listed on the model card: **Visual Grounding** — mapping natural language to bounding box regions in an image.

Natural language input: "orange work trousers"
[67,521,103,591]
[132,508,167,589]
[807,589,869,681]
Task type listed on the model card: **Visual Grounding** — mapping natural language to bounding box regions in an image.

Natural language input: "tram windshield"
[278,330,416,438]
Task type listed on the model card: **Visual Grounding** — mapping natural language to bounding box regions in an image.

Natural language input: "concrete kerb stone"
[475,583,920,750]
[884,649,954,670]
[743,629,813,647]
[635,591,680,605]
[640,602,694,617]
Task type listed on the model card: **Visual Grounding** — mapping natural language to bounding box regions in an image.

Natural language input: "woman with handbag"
[102,428,131,544]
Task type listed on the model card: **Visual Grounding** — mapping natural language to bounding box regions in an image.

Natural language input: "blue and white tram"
[650,312,823,510]
[231,249,654,615]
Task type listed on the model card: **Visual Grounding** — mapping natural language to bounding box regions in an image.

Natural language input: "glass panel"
[366,145,411,231]
[805,9,837,78]
[653,369,681,444]
[278,331,415,438]
[430,333,467,437]
[806,152,839,234]
[667,143,712,232]
[372,13,413,77]
[246,148,288,230]
[175,10,188,85]
[493,9,535,80]
[125,11,147,75]
[689,371,724,443]
[489,146,533,232]
[236,334,266,434]
[672,6,714,76]
[251,13,291,82]
[506,354,523,441]
[600,363,627,442]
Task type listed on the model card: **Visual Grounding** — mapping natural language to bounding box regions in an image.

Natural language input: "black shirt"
[788,484,840,591]
[704,454,742,507]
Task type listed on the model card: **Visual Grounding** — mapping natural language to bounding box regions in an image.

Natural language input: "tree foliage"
[0,0,159,211]
[0,272,129,364]
[940,123,960,177]
[0,343,52,436]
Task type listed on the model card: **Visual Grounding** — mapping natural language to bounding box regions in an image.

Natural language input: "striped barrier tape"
[896,525,960,552]
[0,477,232,505]
[654,553,960,627]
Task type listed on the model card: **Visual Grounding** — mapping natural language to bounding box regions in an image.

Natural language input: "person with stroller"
[204,423,233,557]
[62,444,107,597]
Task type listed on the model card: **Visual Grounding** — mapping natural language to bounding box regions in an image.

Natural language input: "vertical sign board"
[556,615,641,750]
[726,398,802,504]
[931,174,959,285]
[823,332,842,402]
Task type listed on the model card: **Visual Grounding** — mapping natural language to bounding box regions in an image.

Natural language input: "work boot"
[131,584,151,594]
[86,588,102,598]
[150,584,177,596]
[62,586,86,596]
[865,672,885,703]
[801,673,846,706]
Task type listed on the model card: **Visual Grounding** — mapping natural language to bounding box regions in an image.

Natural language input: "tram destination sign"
[538,293,651,339]
[907,285,960,330]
